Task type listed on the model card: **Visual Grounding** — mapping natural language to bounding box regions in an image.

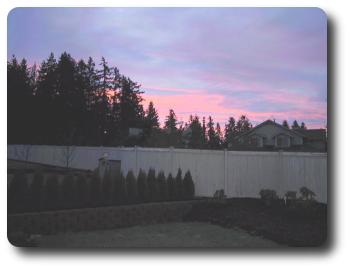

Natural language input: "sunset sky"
[7,7,327,128]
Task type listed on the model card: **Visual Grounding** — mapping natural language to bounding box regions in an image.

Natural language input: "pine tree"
[164,109,177,133]
[236,115,252,133]
[282,120,290,129]
[126,171,138,204]
[300,122,307,130]
[292,120,300,130]
[147,168,158,202]
[175,168,183,200]
[215,122,223,148]
[207,116,216,149]
[137,169,149,202]
[224,117,236,147]
[29,170,44,212]
[76,174,89,208]
[45,174,60,211]
[61,173,75,209]
[183,171,195,200]
[144,101,160,139]
[8,171,30,213]
[157,171,168,201]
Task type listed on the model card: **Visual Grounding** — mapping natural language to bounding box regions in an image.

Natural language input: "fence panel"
[7,145,327,202]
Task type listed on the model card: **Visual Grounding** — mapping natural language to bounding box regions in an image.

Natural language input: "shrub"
[147,168,158,202]
[29,170,44,212]
[183,170,195,200]
[137,169,149,202]
[167,173,176,201]
[259,189,278,206]
[76,174,89,208]
[8,171,30,213]
[299,186,316,201]
[285,191,297,200]
[45,174,60,211]
[113,172,126,205]
[157,171,168,201]
[61,173,75,209]
[101,171,113,206]
[89,171,101,207]
[175,168,183,200]
[126,170,138,204]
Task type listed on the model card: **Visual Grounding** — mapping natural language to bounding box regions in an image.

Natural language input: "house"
[234,120,326,152]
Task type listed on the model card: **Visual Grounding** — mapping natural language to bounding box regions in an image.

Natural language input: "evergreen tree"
[126,170,138,204]
[175,168,183,200]
[292,120,300,130]
[282,120,290,129]
[300,122,307,130]
[207,116,216,149]
[147,168,158,202]
[101,170,113,206]
[188,115,204,149]
[157,171,168,201]
[76,174,89,208]
[164,109,177,133]
[29,170,44,212]
[144,101,160,139]
[45,174,60,211]
[113,172,126,205]
[236,115,252,133]
[61,173,75,209]
[137,169,149,202]
[7,56,35,144]
[167,173,176,201]
[224,117,236,147]
[215,122,223,148]
[183,171,195,200]
[8,171,30,213]
[89,171,101,207]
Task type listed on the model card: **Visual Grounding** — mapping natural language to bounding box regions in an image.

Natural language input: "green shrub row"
[8,168,195,214]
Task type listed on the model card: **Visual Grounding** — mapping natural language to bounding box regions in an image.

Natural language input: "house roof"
[235,119,306,139]
[296,129,327,140]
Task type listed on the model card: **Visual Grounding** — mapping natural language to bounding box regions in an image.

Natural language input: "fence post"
[224,149,228,194]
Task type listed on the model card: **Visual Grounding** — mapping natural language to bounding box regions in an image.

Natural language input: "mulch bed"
[184,198,327,247]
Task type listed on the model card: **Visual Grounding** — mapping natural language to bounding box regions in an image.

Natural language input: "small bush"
[259,189,278,206]
[299,186,316,201]
[137,169,149,202]
[29,170,44,212]
[175,168,183,200]
[126,171,137,204]
[183,171,195,200]
[45,174,60,211]
[157,171,168,201]
[167,173,176,201]
[76,174,89,208]
[61,173,75,209]
[147,168,158,202]
[285,191,297,200]
[89,171,101,207]
[113,172,126,205]
[8,171,30,213]
[101,171,113,206]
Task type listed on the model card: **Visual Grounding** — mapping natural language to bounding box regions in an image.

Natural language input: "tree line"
[8,52,307,149]
[8,168,195,213]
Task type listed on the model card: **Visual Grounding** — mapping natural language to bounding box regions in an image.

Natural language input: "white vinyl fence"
[8,145,328,203]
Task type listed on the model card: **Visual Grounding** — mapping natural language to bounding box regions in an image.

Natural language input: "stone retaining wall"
[8,201,198,235]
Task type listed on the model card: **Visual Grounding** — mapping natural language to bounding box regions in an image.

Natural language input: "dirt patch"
[184,198,327,247]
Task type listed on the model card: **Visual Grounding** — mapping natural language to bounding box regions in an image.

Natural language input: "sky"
[7,7,327,128]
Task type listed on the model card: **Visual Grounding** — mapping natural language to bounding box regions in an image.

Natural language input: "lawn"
[34,222,281,248]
